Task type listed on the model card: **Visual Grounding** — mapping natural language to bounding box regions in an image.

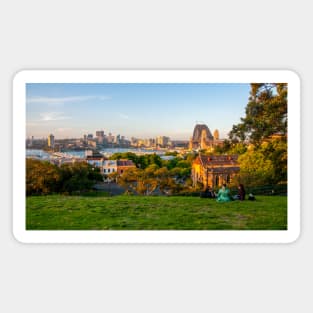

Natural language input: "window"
[103,169,106,173]
[108,169,110,173]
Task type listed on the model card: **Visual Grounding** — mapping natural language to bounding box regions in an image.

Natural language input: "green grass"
[26,195,287,230]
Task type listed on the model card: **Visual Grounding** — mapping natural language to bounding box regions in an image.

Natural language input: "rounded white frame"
[13,70,300,243]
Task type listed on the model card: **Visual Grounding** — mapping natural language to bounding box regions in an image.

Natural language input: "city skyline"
[26,83,251,140]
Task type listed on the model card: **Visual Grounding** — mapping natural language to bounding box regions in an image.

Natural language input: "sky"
[26,83,251,140]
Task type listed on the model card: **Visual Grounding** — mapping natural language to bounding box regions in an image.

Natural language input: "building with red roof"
[192,154,240,189]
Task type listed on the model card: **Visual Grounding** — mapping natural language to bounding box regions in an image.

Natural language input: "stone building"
[192,154,240,189]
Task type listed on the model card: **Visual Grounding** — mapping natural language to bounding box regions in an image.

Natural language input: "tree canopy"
[117,166,183,195]
[26,159,103,196]
[114,154,194,195]
[110,152,162,169]
[229,83,287,144]
[216,83,288,187]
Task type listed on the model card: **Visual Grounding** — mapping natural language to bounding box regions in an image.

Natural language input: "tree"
[117,165,184,196]
[59,162,103,193]
[154,167,171,194]
[165,157,179,170]
[260,138,287,183]
[110,152,139,166]
[147,154,162,168]
[233,149,275,187]
[117,167,158,195]
[26,159,60,195]
[229,83,287,144]
[186,153,197,164]
[110,152,163,170]
[137,154,162,169]
[138,164,159,195]
[214,139,232,154]
[26,159,103,196]
[165,151,178,156]
[227,83,288,186]
[117,167,139,194]
[154,167,181,195]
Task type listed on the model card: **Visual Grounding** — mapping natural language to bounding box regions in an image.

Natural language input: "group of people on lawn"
[200,183,255,202]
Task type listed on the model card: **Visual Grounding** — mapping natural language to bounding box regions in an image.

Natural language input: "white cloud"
[39,112,71,121]
[27,95,111,105]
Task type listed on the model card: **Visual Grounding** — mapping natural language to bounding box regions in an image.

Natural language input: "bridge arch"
[192,124,213,141]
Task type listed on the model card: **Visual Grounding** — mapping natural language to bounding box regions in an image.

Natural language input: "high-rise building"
[96,130,105,144]
[156,136,170,147]
[96,130,104,137]
[115,134,121,144]
[144,138,155,147]
[130,137,139,146]
[107,133,115,143]
[47,134,55,148]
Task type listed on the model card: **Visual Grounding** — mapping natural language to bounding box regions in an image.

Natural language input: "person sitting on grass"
[200,187,215,198]
[237,183,246,201]
[216,183,232,202]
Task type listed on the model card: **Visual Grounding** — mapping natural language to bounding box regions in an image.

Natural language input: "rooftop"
[197,154,239,167]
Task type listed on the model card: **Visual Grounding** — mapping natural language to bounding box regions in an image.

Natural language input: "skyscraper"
[47,134,55,148]
[96,130,105,144]
[96,130,104,137]
[156,136,170,147]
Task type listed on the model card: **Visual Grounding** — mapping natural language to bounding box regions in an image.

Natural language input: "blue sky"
[26,83,251,140]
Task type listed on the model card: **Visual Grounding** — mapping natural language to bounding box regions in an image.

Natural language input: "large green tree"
[59,162,103,193]
[233,138,287,186]
[117,165,184,195]
[229,83,287,144]
[26,159,61,195]
[233,147,276,187]
[26,159,103,196]
[226,83,288,186]
[117,167,158,195]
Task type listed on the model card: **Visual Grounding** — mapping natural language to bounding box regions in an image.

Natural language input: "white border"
[13,70,300,243]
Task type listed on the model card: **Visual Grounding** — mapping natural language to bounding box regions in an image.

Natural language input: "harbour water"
[26,148,166,160]
[26,149,51,159]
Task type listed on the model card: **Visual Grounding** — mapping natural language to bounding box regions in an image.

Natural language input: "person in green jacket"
[216,183,232,202]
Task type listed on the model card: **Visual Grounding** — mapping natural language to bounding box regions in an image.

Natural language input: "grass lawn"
[26,195,287,230]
